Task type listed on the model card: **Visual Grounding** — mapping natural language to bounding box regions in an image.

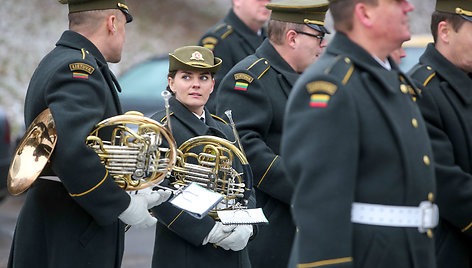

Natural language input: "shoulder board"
[212,23,233,40]
[247,58,270,80]
[408,64,436,87]
[210,114,229,125]
[323,56,354,85]
[68,48,95,77]
[159,112,174,123]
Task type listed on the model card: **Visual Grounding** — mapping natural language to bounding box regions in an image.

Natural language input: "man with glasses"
[215,1,329,267]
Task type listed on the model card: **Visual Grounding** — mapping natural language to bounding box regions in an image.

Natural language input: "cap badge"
[190,51,204,61]
[117,3,129,11]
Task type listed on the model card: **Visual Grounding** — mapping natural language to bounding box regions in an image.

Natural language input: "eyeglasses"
[294,31,325,44]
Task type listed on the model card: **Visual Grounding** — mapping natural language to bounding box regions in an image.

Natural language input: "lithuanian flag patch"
[234,81,248,91]
[73,72,89,79]
[310,94,330,107]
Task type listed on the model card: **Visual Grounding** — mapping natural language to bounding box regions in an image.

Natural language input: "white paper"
[217,208,269,225]
[169,182,224,219]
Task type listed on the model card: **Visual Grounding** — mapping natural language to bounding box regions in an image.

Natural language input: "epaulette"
[408,64,436,87]
[210,114,229,125]
[201,23,233,51]
[323,56,354,85]
[159,112,174,123]
[247,58,270,80]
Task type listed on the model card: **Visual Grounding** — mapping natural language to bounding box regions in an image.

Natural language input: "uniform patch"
[310,94,330,107]
[306,81,337,95]
[73,72,89,79]
[234,82,248,91]
[306,81,337,108]
[202,37,218,51]
[234,73,254,83]
[69,63,95,74]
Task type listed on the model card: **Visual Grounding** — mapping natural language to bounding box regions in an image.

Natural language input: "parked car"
[118,56,169,117]
[0,108,12,202]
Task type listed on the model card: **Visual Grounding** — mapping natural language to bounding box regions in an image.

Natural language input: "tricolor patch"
[73,72,89,79]
[310,94,330,107]
[234,81,248,91]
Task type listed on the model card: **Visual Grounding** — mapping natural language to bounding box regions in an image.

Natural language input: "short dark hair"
[268,20,305,45]
[431,11,466,43]
[329,0,378,32]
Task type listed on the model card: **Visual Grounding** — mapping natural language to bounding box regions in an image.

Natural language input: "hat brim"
[120,8,133,23]
[460,14,472,23]
[169,54,222,74]
[307,23,330,34]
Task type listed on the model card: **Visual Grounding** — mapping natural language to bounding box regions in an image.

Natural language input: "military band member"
[150,46,255,268]
[198,0,271,113]
[8,1,170,267]
[216,1,330,267]
[408,1,472,267]
[282,0,438,267]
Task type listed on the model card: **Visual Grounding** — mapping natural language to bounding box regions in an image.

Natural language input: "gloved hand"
[145,189,172,209]
[119,194,157,229]
[202,222,236,245]
[216,225,253,251]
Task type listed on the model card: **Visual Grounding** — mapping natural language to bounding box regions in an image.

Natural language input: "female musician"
[150,46,254,268]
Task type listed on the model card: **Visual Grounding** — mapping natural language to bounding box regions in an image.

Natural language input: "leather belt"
[351,201,439,233]
[39,176,62,183]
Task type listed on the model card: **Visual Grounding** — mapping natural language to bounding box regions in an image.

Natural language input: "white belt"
[351,201,439,233]
[39,176,62,183]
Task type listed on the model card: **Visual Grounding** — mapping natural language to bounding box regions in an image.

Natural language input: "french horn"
[86,111,177,191]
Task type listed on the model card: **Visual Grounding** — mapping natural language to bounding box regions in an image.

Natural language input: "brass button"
[264,61,269,65]
[412,118,418,128]
[400,84,408,94]
[428,192,434,202]
[423,155,431,166]
[427,66,432,70]
[427,229,434,238]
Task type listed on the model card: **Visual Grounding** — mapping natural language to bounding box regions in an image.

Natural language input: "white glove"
[215,225,253,251]
[145,189,172,209]
[202,222,236,245]
[119,194,157,229]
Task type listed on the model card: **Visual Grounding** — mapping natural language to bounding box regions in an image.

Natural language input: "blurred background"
[0,0,435,267]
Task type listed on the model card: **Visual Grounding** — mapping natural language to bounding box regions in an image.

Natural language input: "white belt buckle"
[418,201,439,233]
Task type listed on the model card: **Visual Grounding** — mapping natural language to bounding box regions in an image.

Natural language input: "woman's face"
[169,70,214,115]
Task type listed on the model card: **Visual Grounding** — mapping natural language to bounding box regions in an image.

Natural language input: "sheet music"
[169,182,224,219]
[217,208,269,225]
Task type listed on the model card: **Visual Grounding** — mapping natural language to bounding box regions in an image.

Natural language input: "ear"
[354,3,373,28]
[168,76,175,93]
[209,78,215,94]
[286,29,298,49]
[107,14,117,34]
[437,21,450,44]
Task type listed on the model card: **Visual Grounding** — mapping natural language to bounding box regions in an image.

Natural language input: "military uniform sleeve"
[44,58,130,226]
[216,64,293,205]
[417,80,472,237]
[281,74,357,267]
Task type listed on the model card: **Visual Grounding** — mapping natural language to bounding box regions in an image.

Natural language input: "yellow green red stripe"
[73,72,89,79]
[310,94,330,107]
[234,81,248,91]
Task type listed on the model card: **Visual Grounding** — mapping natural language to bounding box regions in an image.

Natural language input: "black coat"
[150,97,253,268]
[282,32,436,268]
[216,39,297,268]
[409,43,472,268]
[198,9,267,113]
[8,31,130,268]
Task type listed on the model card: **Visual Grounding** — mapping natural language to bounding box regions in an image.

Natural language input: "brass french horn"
[7,108,57,195]
[86,111,177,191]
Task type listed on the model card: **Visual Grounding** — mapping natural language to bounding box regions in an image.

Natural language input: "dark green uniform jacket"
[409,43,472,268]
[150,97,253,268]
[8,31,130,268]
[198,9,267,113]
[282,32,436,268]
[216,39,297,268]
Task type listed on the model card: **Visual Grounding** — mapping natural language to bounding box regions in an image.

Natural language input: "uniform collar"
[56,30,107,66]
[420,43,472,104]
[226,9,267,49]
[327,32,403,94]
[255,39,300,87]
